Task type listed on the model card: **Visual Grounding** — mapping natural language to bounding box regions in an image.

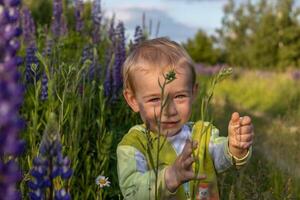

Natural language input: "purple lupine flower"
[55,189,71,200]
[92,0,102,43]
[51,0,67,38]
[129,25,144,52]
[112,21,126,99]
[42,37,53,58]
[133,25,144,45]
[103,48,113,98]
[104,65,113,98]
[40,73,48,101]
[22,5,38,85]
[108,15,115,44]
[25,46,39,83]
[22,6,36,47]
[74,0,84,32]
[81,44,93,64]
[28,113,72,200]
[0,0,25,199]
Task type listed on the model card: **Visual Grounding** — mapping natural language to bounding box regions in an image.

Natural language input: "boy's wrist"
[165,166,180,193]
[228,144,248,159]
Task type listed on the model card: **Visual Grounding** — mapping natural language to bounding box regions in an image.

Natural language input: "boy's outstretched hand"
[228,112,254,158]
[165,139,206,193]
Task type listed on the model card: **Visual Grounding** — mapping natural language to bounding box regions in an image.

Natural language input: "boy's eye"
[149,98,160,102]
[175,95,187,99]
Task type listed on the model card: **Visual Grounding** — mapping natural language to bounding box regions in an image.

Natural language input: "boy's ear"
[123,89,140,112]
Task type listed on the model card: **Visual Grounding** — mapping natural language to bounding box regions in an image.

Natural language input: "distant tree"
[216,0,257,67]
[216,0,300,69]
[183,30,221,65]
[276,0,300,68]
[249,5,279,68]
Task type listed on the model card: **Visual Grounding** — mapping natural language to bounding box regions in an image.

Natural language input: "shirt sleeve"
[208,126,252,173]
[117,145,177,200]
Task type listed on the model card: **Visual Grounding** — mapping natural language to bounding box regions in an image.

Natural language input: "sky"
[99,0,300,43]
[101,0,242,43]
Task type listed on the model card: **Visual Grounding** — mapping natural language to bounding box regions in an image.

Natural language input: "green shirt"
[117,121,251,200]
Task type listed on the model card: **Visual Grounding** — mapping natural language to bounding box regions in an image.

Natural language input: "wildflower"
[216,67,232,83]
[55,188,71,200]
[92,0,102,43]
[51,0,67,38]
[95,175,110,188]
[165,70,176,82]
[40,72,48,101]
[0,0,25,199]
[104,65,112,98]
[25,46,39,84]
[74,0,84,32]
[28,113,72,200]
[22,6,36,47]
[42,37,53,58]
[112,21,126,99]
[108,15,115,43]
[133,25,144,45]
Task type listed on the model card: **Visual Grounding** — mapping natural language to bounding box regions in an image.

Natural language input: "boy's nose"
[163,99,178,117]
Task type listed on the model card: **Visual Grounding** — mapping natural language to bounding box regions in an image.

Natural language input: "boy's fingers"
[230,112,240,125]
[192,140,198,149]
[240,116,251,125]
[239,125,253,134]
[183,156,195,168]
[181,139,193,160]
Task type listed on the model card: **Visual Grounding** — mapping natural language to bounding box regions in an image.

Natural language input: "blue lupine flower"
[28,113,72,200]
[108,15,115,44]
[104,64,112,98]
[22,6,36,47]
[133,25,144,45]
[42,37,53,58]
[52,0,67,38]
[40,73,48,101]
[0,0,25,199]
[81,44,93,64]
[55,189,71,200]
[112,21,126,99]
[25,46,39,84]
[92,0,102,43]
[74,0,83,32]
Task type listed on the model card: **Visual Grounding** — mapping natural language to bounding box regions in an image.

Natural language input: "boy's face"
[124,66,197,137]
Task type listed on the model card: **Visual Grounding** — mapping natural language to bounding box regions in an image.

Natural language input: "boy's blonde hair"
[122,37,196,92]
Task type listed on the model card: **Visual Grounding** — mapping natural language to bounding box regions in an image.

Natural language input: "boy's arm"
[117,145,176,200]
[208,127,252,173]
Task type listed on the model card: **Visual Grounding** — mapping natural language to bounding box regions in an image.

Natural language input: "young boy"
[117,37,254,200]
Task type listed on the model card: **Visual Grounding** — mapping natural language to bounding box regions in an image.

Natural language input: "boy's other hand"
[228,112,254,158]
[165,139,206,193]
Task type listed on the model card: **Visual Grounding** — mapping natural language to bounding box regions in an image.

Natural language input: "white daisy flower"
[95,175,110,188]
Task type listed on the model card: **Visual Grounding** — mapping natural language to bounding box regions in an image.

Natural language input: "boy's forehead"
[135,63,190,76]
[133,65,193,90]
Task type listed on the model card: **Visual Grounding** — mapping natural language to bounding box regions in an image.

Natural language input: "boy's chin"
[160,127,181,137]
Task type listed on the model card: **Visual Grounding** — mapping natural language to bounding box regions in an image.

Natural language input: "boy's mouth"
[161,121,180,128]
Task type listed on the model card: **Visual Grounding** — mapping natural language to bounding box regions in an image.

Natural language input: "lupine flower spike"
[112,21,126,100]
[0,0,25,199]
[22,6,39,84]
[74,0,84,33]
[28,113,72,200]
[52,0,67,38]
[92,0,102,43]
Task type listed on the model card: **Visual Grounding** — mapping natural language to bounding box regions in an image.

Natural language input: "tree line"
[184,0,300,69]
